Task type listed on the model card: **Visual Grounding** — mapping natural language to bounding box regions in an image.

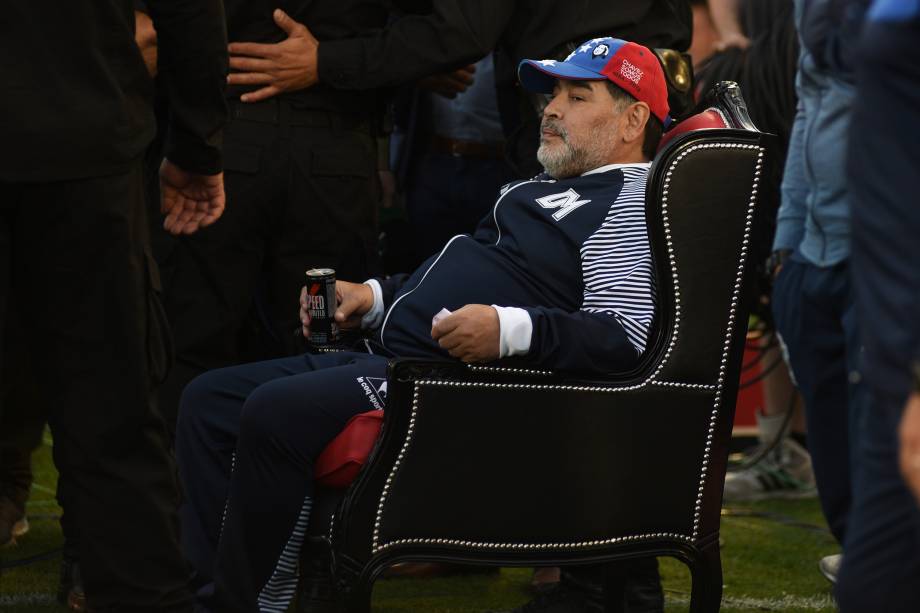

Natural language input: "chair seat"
[315,410,383,488]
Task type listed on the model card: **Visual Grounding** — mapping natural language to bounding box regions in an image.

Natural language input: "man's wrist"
[492,306,533,358]
[361,280,384,330]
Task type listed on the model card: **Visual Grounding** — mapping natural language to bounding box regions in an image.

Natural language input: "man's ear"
[622,102,651,145]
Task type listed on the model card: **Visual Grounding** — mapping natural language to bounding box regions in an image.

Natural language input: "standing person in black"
[155,1,390,431]
[227,0,692,177]
[0,0,227,610]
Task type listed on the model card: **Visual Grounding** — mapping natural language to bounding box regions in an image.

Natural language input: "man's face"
[537,80,625,179]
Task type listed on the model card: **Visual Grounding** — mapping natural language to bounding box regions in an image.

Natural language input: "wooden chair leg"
[688,539,723,613]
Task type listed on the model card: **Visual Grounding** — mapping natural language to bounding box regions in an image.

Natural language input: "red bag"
[315,410,384,488]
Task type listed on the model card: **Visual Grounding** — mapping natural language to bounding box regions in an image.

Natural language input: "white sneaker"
[819,553,841,584]
[723,437,817,501]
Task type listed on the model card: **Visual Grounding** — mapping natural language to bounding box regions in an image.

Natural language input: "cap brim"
[518,59,607,94]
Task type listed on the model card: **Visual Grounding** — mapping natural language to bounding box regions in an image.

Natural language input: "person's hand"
[418,64,476,99]
[430,304,500,363]
[159,160,225,235]
[135,10,157,77]
[378,169,397,209]
[227,9,318,103]
[299,281,373,338]
[716,32,750,52]
[898,392,920,504]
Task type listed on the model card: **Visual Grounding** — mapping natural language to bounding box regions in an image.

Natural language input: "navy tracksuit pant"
[175,351,388,613]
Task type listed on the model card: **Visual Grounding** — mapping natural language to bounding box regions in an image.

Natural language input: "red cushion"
[315,410,384,488]
[656,108,729,153]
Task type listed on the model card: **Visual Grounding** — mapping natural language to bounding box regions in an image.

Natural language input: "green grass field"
[0,435,839,612]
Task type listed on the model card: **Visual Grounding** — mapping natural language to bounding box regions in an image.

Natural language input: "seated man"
[176,37,669,613]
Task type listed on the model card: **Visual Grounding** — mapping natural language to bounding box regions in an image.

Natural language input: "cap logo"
[619,59,643,85]
[592,44,609,58]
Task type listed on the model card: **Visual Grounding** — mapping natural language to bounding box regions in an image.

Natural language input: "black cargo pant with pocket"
[155,98,380,432]
[0,163,193,612]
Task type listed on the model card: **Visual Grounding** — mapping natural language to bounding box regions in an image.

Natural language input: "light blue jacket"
[773,0,861,266]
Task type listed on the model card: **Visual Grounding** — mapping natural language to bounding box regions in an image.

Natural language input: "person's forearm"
[135,10,157,77]
[708,0,749,48]
[145,0,228,174]
[318,0,514,90]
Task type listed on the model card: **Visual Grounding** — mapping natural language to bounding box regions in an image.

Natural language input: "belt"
[228,97,370,131]
[431,135,505,160]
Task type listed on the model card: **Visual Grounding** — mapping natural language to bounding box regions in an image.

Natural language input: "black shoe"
[297,538,339,613]
[494,583,606,613]
[0,496,28,546]
[58,556,90,611]
[0,446,33,547]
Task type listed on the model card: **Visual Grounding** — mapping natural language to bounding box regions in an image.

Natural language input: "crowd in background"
[1,0,918,611]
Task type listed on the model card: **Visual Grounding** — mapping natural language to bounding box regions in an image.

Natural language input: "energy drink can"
[305,268,338,346]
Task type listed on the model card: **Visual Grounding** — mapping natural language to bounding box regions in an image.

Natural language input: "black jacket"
[0,0,228,182]
[223,0,390,113]
[319,0,690,91]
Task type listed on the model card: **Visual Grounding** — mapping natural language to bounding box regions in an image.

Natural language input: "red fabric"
[656,108,729,152]
[315,410,384,489]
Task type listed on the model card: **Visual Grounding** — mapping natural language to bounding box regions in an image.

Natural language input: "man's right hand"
[299,280,374,339]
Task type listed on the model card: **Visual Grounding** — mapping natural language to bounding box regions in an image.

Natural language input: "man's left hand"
[899,392,920,504]
[431,305,500,363]
[228,9,318,103]
[160,160,225,235]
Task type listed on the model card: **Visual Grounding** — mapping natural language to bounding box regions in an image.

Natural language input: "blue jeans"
[771,256,866,543]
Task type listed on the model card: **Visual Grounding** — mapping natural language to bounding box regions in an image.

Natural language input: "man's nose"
[543,93,563,119]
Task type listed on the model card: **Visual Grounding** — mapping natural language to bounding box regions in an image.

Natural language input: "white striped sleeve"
[579,168,657,354]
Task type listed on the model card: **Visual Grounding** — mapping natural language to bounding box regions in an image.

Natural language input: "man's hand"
[228,9,318,103]
[431,304,500,363]
[899,392,920,504]
[159,160,225,235]
[135,10,157,77]
[418,64,476,99]
[299,280,373,339]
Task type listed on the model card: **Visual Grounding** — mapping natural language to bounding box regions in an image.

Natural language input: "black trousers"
[175,351,388,613]
[0,164,192,612]
[156,99,380,431]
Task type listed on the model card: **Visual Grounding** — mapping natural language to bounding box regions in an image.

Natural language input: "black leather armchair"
[321,83,773,613]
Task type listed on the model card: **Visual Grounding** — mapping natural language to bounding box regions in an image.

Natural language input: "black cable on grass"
[731,388,799,472]
[721,508,833,538]
[741,333,778,373]
[738,354,784,389]
[0,547,62,570]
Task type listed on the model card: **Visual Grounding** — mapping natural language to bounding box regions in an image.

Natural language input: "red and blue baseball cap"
[518,37,670,125]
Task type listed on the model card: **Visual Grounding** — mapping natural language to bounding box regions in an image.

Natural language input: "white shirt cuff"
[361,280,385,330]
[492,305,533,358]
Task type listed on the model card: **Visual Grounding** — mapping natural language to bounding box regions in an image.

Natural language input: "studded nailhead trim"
[369,141,765,555]
[466,364,554,377]
[690,143,763,537]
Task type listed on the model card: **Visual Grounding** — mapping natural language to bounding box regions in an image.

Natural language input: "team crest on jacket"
[536,188,591,221]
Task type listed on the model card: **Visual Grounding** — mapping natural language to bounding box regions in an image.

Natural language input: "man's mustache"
[540,119,567,142]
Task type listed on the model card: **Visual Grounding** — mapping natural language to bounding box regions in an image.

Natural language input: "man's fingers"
[436,331,463,352]
[229,55,275,72]
[240,85,282,103]
[228,71,274,86]
[273,8,303,36]
[431,313,462,339]
[228,41,278,58]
